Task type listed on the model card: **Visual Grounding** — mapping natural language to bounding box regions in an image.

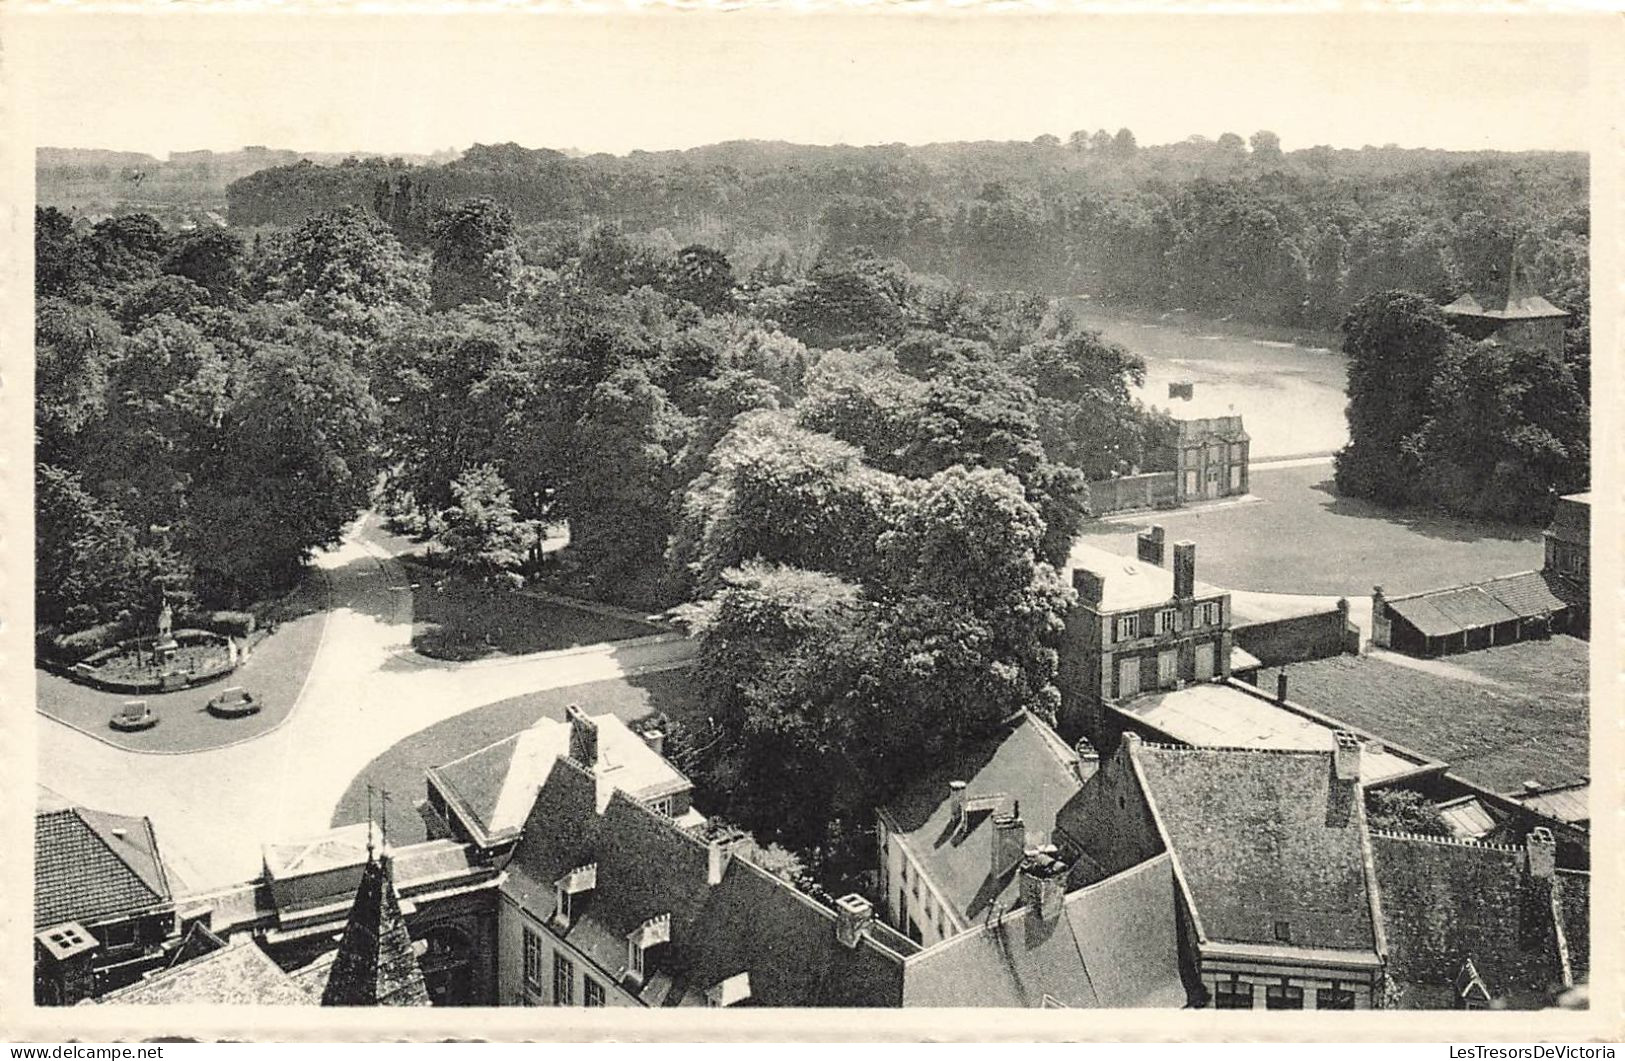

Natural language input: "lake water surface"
[1069,306,1350,460]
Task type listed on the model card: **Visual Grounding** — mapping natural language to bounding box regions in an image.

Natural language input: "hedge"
[51,622,128,663]
[208,610,257,638]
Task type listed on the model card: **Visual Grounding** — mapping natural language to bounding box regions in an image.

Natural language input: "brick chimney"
[991,808,1026,878]
[642,729,665,757]
[1275,670,1289,704]
[1072,568,1104,607]
[1074,737,1100,784]
[834,893,873,949]
[1172,541,1197,601]
[1018,847,1068,923]
[1526,827,1557,880]
[567,704,598,768]
[948,780,968,828]
[1332,730,1361,784]
[1136,525,1167,566]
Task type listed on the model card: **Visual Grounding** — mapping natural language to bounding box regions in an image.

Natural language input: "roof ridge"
[1385,569,1543,603]
[1369,829,1526,854]
[1136,740,1331,760]
[603,786,711,854]
[71,807,166,905]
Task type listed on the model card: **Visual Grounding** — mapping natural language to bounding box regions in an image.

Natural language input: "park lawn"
[35,570,331,753]
[400,558,660,662]
[1079,463,1544,597]
[1255,637,1589,795]
[330,667,702,845]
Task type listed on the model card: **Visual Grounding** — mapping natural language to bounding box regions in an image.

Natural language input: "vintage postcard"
[1,4,1619,1043]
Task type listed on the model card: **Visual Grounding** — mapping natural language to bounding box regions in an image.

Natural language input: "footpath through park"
[35,515,696,893]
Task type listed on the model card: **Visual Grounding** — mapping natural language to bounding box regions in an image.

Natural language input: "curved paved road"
[36,516,696,893]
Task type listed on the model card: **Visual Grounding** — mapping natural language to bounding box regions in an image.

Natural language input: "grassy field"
[36,572,330,753]
[400,558,660,662]
[1080,463,1545,597]
[329,667,702,844]
[1256,635,1589,794]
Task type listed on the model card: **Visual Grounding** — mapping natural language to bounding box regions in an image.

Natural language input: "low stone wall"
[1088,472,1179,515]
[1233,606,1359,668]
[50,629,241,694]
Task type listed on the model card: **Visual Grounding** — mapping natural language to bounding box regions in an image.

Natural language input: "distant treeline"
[223,136,1591,333]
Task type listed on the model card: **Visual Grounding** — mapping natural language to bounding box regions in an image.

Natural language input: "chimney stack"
[1276,670,1289,704]
[642,729,666,757]
[1173,541,1197,601]
[1136,525,1167,566]
[948,780,968,829]
[834,893,873,949]
[1018,847,1068,923]
[707,834,735,886]
[567,705,599,768]
[1072,568,1104,607]
[1526,827,1557,880]
[991,809,1026,878]
[1332,730,1361,784]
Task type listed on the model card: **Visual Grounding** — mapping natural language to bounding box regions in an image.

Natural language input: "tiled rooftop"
[35,794,173,931]
[1112,681,1435,784]
[880,713,1084,924]
[1371,832,1576,1009]
[1385,571,1582,638]
[504,757,910,1007]
[1129,741,1380,954]
[95,941,315,1006]
[900,854,1189,1008]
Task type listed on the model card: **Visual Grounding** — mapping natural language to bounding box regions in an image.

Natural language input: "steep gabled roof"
[1128,741,1379,954]
[1370,832,1574,1009]
[35,796,173,930]
[428,711,692,847]
[899,854,1189,1008]
[503,758,909,1007]
[879,713,1084,925]
[319,851,431,1007]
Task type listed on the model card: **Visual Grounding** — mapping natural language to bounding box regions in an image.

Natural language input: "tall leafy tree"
[429,197,523,310]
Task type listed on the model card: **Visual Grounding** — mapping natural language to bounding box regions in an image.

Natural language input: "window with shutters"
[1115,614,1139,641]
[1155,608,1177,635]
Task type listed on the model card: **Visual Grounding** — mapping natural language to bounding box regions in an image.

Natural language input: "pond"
[1068,304,1351,460]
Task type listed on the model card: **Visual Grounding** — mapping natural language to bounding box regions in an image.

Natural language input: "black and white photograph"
[5,6,1618,1042]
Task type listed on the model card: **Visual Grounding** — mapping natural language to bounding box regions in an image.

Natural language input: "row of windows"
[521,925,607,1007]
[1212,979,1356,1010]
[1111,603,1221,643]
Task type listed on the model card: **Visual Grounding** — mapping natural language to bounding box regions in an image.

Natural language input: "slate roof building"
[896,853,1190,1008]
[1441,251,1569,358]
[1371,571,1584,658]
[424,705,701,855]
[1053,735,1589,1010]
[93,940,318,1006]
[1372,828,1587,1008]
[1060,536,1235,738]
[875,712,1087,947]
[497,756,917,1007]
[34,788,180,1004]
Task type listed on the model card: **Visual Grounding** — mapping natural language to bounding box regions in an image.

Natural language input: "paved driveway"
[35,515,696,894]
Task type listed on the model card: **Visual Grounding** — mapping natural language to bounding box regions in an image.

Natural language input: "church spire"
[319,842,430,1007]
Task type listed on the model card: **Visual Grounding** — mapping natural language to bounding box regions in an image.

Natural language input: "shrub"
[208,610,257,638]
[52,621,127,662]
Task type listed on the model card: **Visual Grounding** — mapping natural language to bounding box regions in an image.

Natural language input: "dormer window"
[625,913,671,984]
[553,863,597,927]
